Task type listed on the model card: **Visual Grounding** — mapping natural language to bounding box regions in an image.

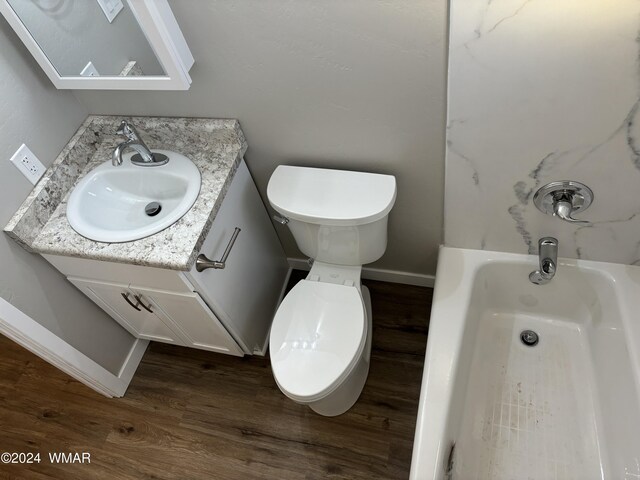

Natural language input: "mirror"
[0,0,194,89]
[6,0,166,77]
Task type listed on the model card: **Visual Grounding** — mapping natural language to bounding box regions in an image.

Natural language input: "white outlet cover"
[10,144,45,185]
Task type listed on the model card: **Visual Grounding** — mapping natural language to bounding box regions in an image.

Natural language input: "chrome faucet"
[529,237,558,285]
[112,120,169,167]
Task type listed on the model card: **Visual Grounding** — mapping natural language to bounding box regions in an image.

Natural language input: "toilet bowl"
[267,165,396,416]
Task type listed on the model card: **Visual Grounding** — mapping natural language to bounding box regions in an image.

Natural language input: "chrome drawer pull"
[121,292,141,311]
[134,294,153,313]
[196,227,241,272]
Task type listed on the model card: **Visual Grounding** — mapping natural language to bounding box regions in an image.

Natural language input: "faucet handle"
[116,120,129,136]
[533,181,593,225]
[553,195,589,224]
[116,120,139,141]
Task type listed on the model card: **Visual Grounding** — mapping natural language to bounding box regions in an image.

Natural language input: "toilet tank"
[267,166,397,266]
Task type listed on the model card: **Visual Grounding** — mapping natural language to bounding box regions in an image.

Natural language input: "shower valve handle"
[553,195,589,225]
[532,181,593,225]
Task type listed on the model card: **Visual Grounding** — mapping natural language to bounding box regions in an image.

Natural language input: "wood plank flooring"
[0,273,432,480]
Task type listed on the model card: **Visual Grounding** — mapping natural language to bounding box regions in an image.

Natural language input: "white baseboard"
[113,339,149,396]
[287,258,435,288]
[0,298,147,398]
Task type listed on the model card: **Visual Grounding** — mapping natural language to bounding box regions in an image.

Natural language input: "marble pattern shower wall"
[446,0,640,264]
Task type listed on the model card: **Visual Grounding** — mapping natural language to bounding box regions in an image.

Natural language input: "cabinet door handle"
[134,294,153,313]
[196,227,241,272]
[121,292,141,311]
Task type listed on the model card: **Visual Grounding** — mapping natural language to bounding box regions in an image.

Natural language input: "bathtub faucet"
[529,237,558,285]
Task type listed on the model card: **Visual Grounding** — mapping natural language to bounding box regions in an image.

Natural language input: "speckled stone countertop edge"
[5,115,248,272]
[3,116,97,250]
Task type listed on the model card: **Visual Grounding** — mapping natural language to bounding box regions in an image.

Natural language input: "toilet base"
[308,285,373,417]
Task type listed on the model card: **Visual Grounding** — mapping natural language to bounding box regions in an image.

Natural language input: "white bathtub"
[410,247,640,480]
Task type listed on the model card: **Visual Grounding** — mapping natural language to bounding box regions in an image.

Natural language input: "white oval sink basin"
[67,150,201,243]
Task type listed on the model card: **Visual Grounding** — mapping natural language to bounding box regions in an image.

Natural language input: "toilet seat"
[269,280,367,403]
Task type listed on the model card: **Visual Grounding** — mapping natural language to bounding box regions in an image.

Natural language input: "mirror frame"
[0,0,194,90]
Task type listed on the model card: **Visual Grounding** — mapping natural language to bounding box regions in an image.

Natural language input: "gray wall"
[75,0,448,276]
[8,0,163,76]
[0,17,135,374]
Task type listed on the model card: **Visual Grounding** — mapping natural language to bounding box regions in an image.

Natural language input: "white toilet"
[267,165,397,416]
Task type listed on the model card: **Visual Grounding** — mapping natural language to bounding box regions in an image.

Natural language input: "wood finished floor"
[0,272,432,480]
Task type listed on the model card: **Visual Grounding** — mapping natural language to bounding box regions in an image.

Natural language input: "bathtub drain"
[520,330,539,347]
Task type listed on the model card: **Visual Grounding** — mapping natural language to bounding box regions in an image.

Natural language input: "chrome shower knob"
[533,181,593,225]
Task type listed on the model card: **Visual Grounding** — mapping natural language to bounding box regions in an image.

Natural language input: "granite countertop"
[4,116,248,271]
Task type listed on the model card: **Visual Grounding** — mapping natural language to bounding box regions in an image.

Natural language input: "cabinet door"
[129,286,243,356]
[185,160,289,355]
[68,277,186,345]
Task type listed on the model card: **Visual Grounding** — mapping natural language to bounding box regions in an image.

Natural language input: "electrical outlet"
[10,144,45,185]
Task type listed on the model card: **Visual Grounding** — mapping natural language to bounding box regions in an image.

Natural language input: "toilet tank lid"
[267,165,397,226]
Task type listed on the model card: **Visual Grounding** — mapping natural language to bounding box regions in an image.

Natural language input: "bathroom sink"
[66,150,201,243]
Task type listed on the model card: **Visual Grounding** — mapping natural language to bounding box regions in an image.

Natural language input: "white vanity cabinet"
[68,278,185,345]
[44,160,289,357]
[67,278,243,355]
